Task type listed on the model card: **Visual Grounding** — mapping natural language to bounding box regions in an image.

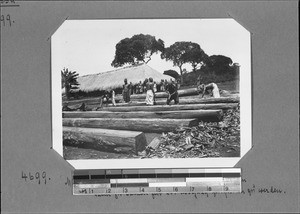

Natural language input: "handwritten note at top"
[0,0,19,28]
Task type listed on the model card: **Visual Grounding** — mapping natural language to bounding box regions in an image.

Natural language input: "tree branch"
[145,56,152,64]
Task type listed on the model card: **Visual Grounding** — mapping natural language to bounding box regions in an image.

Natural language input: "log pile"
[62,88,240,156]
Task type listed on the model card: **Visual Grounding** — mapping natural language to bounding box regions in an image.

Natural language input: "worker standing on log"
[145,77,155,105]
[166,79,179,105]
[143,78,148,93]
[122,78,131,103]
[111,90,116,106]
[160,79,165,91]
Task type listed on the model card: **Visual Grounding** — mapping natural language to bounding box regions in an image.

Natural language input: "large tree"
[161,41,206,83]
[205,55,233,75]
[111,34,164,67]
[181,43,208,72]
[61,68,79,100]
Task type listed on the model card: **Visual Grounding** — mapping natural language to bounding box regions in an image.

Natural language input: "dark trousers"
[167,92,179,105]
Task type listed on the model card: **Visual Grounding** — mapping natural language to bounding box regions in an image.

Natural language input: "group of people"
[63,75,221,111]
[99,75,220,109]
[122,79,172,96]
[122,78,180,106]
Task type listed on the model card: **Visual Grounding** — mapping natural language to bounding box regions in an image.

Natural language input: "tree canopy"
[161,41,207,83]
[181,43,208,72]
[205,55,233,75]
[61,68,79,99]
[111,34,165,67]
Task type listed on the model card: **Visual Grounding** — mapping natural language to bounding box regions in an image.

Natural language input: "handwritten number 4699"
[22,171,48,184]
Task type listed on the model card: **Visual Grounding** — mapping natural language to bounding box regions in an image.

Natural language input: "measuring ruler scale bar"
[73,168,241,195]
[186,177,224,192]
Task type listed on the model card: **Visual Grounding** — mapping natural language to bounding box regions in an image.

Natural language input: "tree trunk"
[63,109,223,122]
[105,96,239,107]
[65,84,70,100]
[115,87,199,100]
[179,64,183,84]
[63,127,147,154]
[118,96,240,104]
[63,118,199,133]
[192,64,198,72]
[99,103,238,112]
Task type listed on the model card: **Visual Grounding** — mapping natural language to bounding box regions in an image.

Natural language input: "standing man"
[165,79,179,105]
[111,89,116,106]
[145,77,155,105]
[160,79,165,91]
[129,82,134,95]
[138,81,143,94]
[122,78,131,103]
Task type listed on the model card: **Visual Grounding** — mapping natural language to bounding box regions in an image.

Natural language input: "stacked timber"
[62,88,240,155]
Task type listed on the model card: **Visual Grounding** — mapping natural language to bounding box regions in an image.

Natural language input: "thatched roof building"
[74,63,170,92]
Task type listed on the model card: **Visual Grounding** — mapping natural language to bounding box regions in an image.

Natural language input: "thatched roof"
[75,63,170,92]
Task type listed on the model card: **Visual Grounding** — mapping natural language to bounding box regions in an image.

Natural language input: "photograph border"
[51,18,252,170]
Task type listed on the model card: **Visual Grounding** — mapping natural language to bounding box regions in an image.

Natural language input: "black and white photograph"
[2,1,299,212]
[51,19,251,168]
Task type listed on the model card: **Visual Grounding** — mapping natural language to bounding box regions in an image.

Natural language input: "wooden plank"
[63,109,223,122]
[63,118,199,133]
[147,137,161,150]
[99,103,238,112]
[63,127,147,154]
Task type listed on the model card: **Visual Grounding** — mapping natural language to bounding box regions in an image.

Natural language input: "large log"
[63,127,147,154]
[115,87,199,101]
[99,103,238,112]
[62,97,122,108]
[107,97,240,107]
[128,94,239,101]
[63,109,223,122]
[129,91,239,101]
[63,118,199,133]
